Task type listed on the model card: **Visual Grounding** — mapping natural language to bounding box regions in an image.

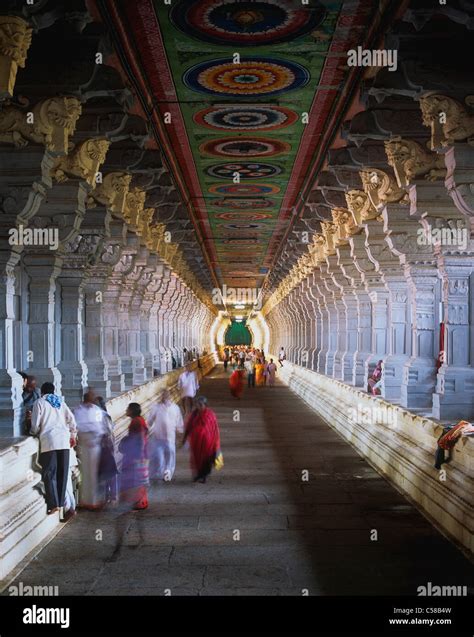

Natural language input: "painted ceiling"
[104,0,379,302]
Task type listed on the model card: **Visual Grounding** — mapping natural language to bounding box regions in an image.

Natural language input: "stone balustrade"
[0,352,217,585]
[274,357,474,556]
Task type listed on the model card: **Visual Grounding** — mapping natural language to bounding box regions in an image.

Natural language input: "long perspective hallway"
[6,365,472,597]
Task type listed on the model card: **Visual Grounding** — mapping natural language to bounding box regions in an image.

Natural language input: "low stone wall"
[275,358,474,556]
[0,353,217,585]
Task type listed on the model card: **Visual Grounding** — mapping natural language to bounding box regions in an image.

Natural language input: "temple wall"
[0,353,217,585]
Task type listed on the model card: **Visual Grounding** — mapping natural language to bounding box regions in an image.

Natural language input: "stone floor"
[6,366,473,596]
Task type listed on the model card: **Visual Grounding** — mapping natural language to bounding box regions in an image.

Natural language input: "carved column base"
[433,366,474,421]
[400,356,437,410]
[354,351,372,389]
[341,350,357,384]
[382,354,410,401]
[0,370,23,436]
[57,361,88,408]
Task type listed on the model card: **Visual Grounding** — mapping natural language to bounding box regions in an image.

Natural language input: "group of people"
[22,362,222,518]
[223,346,285,399]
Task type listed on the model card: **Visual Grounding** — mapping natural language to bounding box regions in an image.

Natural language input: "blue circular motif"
[183,57,310,98]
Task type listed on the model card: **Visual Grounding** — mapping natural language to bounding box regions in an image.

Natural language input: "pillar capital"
[384,137,446,186]
[0,15,32,99]
[0,96,82,155]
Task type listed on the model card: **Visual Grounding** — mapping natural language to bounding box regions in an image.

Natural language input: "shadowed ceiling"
[102,0,381,303]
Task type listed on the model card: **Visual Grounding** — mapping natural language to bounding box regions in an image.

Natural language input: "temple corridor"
[4,365,472,596]
[1,0,474,626]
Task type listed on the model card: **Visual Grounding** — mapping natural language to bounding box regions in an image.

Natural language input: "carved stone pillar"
[384,212,440,410]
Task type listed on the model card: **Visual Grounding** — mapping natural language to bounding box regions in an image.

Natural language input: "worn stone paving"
[6,366,473,596]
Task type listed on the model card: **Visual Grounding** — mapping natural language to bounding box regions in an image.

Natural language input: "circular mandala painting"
[183,57,310,97]
[200,137,290,157]
[209,183,280,196]
[213,197,275,209]
[170,0,326,46]
[206,162,282,180]
[195,105,298,131]
[215,211,273,220]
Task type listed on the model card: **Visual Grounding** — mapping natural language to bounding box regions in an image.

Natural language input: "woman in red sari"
[183,396,221,483]
[118,402,149,509]
[229,368,244,399]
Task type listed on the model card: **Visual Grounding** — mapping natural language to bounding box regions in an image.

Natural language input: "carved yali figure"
[360,169,407,210]
[51,138,110,186]
[345,189,378,222]
[384,138,446,186]
[87,172,132,214]
[0,16,33,98]
[0,96,82,154]
[419,94,474,149]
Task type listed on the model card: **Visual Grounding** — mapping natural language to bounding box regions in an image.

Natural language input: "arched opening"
[224,319,252,346]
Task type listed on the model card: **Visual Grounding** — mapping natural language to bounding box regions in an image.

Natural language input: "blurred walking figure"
[178,363,199,415]
[255,358,265,386]
[95,396,118,505]
[278,347,286,367]
[183,396,221,483]
[63,446,78,521]
[244,356,256,388]
[267,359,277,387]
[148,389,184,482]
[223,347,230,372]
[119,403,149,510]
[30,382,77,515]
[74,388,108,510]
[229,367,245,399]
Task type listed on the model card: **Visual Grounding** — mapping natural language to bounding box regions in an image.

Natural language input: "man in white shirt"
[148,389,184,481]
[244,356,256,388]
[30,382,77,515]
[178,363,199,415]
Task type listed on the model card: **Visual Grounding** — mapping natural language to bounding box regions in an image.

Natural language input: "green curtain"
[225,320,252,345]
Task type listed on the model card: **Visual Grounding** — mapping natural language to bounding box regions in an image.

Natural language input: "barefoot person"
[182,396,221,483]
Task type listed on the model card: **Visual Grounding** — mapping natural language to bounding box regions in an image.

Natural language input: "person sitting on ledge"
[368,360,383,396]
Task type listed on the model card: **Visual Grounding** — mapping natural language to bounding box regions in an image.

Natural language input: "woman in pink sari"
[183,396,221,483]
[119,403,149,509]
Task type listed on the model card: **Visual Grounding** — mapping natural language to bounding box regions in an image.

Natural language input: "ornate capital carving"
[384,137,446,186]
[0,16,33,98]
[87,172,132,213]
[419,93,474,149]
[0,96,82,154]
[123,187,146,226]
[360,169,407,210]
[51,138,110,186]
[345,189,378,222]
[331,207,358,241]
